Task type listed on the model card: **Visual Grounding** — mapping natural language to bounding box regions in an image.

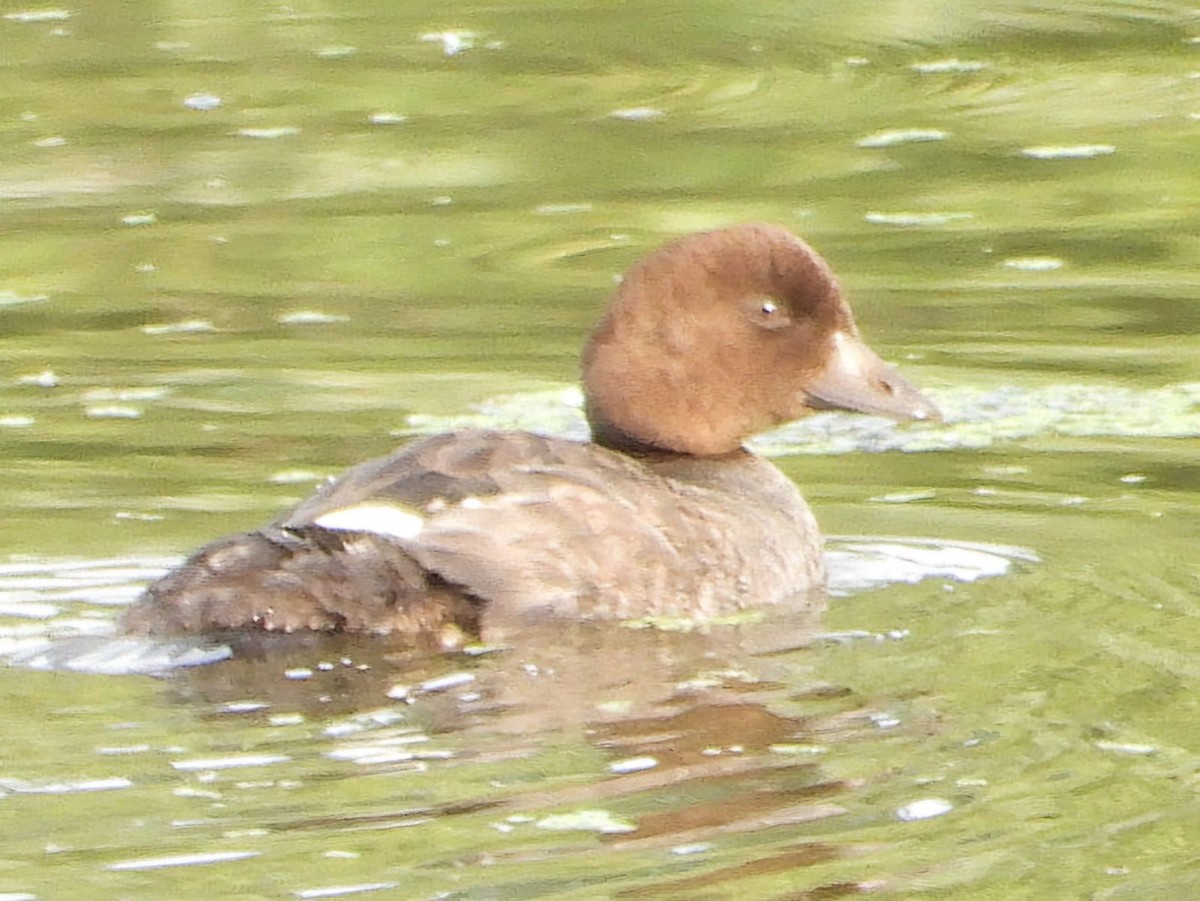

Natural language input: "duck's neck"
[588,418,674,457]
[589,417,751,464]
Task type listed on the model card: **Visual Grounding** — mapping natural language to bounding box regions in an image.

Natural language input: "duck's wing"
[277,429,695,619]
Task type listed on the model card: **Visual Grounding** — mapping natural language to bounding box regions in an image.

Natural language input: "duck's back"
[120,429,825,641]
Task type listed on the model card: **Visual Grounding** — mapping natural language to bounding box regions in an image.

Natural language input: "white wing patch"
[314,503,425,540]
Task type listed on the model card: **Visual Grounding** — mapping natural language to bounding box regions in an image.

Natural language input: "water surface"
[1,1,1198,898]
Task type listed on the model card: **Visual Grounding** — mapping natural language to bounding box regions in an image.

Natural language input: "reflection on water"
[826,537,1037,596]
[0,543,1034,893]
[1,602,904,896]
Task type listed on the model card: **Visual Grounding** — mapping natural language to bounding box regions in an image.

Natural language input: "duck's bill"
[804,332,940,422]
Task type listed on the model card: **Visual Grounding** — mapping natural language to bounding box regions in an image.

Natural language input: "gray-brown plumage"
[120,224,936,642]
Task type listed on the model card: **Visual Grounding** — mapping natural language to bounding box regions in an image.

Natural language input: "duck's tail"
[119,527,481,647]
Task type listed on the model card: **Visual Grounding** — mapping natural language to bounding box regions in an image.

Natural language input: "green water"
[1,1,1198,898]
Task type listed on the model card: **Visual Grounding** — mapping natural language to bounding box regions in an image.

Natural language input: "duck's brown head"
[582,223,938,456]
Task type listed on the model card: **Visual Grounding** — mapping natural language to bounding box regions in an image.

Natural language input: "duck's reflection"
[161,611,874,883]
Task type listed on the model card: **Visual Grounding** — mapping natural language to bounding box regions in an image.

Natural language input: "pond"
[1,1,1197,898]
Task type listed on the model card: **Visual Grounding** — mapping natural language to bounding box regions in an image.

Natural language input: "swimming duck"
[120,223,938,645]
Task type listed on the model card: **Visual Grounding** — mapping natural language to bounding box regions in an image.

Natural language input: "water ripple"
[106,850,261,872]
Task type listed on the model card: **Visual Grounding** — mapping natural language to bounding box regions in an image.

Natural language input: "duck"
[119,223,938,647]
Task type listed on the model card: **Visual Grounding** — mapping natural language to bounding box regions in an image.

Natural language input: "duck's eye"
[752,298,791,330]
